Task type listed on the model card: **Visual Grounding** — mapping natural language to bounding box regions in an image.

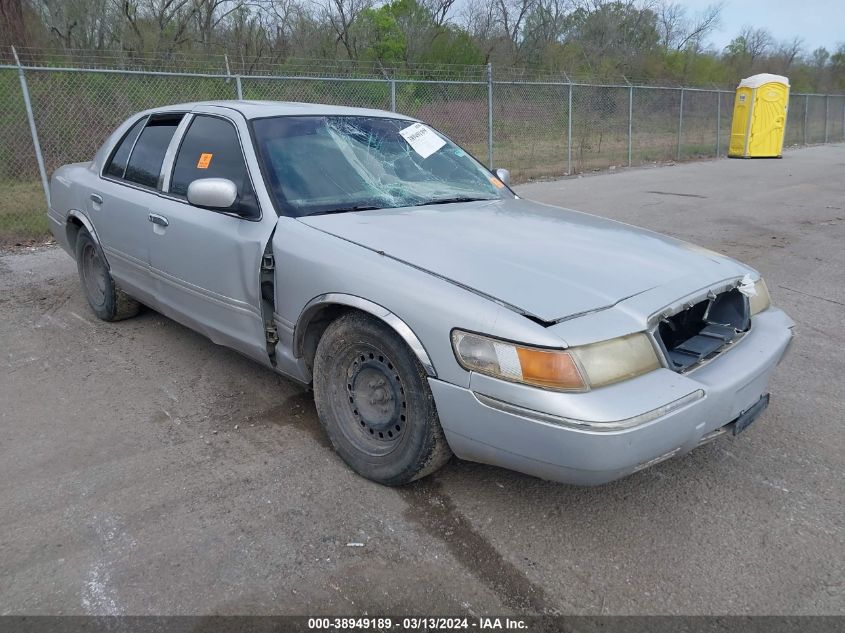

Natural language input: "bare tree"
[31,0,120,49]
[458,0,501,61]
[119,0,204,51]
[772,36,803,72]
[1,0,27,49]
[522,0,573,47]
[316,0,372,59]
[658,1,722,51]
[226,5,272,70]
[421,0,457,27]
[119,0,145,49]
[460,0,495,40]
[193,0,249,51]
[495,0,538,53]
[264,0,304,55]
[739,25,773,64]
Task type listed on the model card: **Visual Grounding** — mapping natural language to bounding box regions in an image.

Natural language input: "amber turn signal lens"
[515,347,584,390]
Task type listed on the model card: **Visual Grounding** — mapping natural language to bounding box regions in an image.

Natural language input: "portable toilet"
[728,73,790,158]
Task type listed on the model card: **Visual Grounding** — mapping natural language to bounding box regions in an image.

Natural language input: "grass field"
[0,181,49,245]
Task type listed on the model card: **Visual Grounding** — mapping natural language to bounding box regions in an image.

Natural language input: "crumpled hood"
[299,198,749,322]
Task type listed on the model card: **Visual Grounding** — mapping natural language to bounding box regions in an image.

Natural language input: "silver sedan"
[48,101,794,485]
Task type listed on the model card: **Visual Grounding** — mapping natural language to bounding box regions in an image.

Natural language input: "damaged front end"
[652,285,751,372]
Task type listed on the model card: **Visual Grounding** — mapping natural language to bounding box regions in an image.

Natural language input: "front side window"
[251,116,509,217]
[170,115,258,217]
[124,115,183,188]
[104,117,146,179]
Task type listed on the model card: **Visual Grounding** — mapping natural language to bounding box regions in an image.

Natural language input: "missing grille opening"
[658,288,749,371]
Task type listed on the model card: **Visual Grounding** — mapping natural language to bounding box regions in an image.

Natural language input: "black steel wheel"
[345,350,408,454]
[313,311,452,485]
[75,231,140,322]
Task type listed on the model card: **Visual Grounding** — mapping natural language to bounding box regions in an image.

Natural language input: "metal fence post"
[11,46,50,207]
[567,82,573,175]
[224,53,243,99]
[486,63,494,169]
[628,85,633,167]
[804,94,809,144]
[677,88,684,161]
[824,95,829,143]
[390,78,397,112]
[716,91,721,157]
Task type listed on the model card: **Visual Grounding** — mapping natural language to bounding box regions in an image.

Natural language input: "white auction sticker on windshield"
[399,122,446,159]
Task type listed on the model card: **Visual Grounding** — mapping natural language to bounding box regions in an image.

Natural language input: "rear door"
[91,113,185,303]
[146,112,276,364]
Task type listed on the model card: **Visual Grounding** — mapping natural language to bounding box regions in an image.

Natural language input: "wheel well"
[297,297,437,378]
[300,304,356,372]
[66,215,85,254]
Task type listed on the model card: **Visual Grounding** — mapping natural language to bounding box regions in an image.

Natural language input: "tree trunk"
[0,0,26,51]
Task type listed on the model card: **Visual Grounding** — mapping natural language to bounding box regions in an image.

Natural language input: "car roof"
[141,100,417,121]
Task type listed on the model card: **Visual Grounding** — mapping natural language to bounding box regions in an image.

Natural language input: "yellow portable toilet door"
[728,87,754,156]
[729,73,790,158]
[748,81,789,156]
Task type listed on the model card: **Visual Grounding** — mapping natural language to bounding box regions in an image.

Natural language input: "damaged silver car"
[48,101,795,485]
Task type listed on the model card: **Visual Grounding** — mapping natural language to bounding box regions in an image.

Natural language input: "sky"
[681,0,845,53]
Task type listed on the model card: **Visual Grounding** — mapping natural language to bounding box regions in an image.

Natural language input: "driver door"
[146,113,275,364]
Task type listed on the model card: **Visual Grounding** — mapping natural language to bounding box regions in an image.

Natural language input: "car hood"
[298,198,749,322]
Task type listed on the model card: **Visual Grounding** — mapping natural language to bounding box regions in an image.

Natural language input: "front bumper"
[430,307,795,485]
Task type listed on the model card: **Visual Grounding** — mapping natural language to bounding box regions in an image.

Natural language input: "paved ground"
[1,145,843,616]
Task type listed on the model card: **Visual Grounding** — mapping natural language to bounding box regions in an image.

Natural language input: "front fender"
[271,217,567,388]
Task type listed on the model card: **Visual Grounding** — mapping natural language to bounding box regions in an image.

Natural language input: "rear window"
[123,115,184,188]
[104,117,146,179]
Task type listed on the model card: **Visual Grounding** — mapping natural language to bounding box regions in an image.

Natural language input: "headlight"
[451,330,660,391]
[749,278,771,315]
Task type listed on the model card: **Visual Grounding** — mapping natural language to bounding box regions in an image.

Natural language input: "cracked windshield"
[252,116,511,217]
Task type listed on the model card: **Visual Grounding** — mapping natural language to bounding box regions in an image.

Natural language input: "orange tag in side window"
[489,176,505,189]
[197,153,213,169]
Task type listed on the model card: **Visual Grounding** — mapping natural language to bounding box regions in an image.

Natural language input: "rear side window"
[124,115,183,188]
[104,117,145,178]
[170,115,258,216]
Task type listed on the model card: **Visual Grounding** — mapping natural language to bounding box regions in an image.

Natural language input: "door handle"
[148,213,169,227]
[90,193,103,204]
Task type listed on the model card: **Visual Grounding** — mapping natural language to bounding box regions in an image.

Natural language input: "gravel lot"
[1,145,843,616]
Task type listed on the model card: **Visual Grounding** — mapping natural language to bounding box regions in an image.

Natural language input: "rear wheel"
[75,231,140,322]
[313,312,452,485]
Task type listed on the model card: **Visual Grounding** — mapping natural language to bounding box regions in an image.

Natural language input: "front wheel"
[313,312,452,485]
[75,231,140,322]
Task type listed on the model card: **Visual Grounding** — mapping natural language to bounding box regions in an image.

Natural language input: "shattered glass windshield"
[251,116,509,217]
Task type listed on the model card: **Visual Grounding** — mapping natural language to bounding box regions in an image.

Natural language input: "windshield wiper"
[307,205,382,216]
[417,196,494,207]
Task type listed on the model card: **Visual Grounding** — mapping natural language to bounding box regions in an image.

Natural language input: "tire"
[75,231,140,322]
[313,311,452,485]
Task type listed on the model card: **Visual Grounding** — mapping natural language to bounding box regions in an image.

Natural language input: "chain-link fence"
[2,53,844,245]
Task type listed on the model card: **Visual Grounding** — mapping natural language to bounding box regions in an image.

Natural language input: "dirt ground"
[1,144,843,616]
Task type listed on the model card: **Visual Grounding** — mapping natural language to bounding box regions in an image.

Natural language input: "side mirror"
[494,168,510,187]
[187,178,237,209]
